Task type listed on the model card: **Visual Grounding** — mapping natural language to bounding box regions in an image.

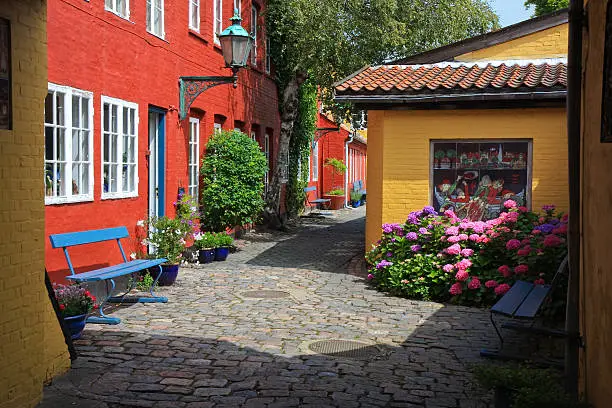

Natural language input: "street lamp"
[179,10,253,120]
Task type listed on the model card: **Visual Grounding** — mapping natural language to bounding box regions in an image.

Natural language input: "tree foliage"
[264,0,500,225]
[525,0,569,17]
[200,130,268,232]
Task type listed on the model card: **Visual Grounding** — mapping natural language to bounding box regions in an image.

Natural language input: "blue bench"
[480,256,568,362]
[49,226,168,325]
[304,186,331,209]
[352,180,366,202]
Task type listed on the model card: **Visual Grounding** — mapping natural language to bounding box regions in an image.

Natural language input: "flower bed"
[365,202,567,308]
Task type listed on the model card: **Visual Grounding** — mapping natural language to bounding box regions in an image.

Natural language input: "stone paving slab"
[39,207,496,407]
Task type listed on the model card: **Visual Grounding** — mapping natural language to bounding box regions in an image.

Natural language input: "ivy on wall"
[285,80,317,218]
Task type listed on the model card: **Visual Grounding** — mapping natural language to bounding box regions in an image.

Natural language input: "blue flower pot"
[198,249,215,264]
[214,247,230,261]
[352,200,361,208]
[158,264,179,286]
[64,313,88,340]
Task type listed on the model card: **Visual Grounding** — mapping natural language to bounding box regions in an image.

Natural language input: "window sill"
[101,192,139,200]
[147,30,168,43]
[188,30,208,44]
[104,8,133,23]
[213,42,222,52]
[45,195,94,206]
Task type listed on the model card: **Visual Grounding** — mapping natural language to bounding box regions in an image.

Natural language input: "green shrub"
[350,191,362,202]
[473,364,589,408]
[200,130,268,232]
[145,216,188,264]
[326,188,344,196]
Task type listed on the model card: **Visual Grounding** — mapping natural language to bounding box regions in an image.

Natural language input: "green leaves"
[200,130,268,232]
[524,0,569,17]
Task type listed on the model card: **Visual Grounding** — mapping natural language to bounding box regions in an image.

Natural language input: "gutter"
[334,90,567,105]
[565,0,583,398]
[344,131,355,208]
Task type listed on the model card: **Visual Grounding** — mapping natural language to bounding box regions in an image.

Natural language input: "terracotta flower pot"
[323,194,345,210]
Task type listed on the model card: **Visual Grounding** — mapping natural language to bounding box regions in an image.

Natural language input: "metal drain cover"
[308,339,382,359]
[240,290,290,299]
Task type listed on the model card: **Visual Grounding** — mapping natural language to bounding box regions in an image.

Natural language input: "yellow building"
[335,10,569,250]
[0,1,71,407]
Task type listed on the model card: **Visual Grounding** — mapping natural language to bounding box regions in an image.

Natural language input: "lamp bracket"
[179,74,237,120]
[313,127,340,148]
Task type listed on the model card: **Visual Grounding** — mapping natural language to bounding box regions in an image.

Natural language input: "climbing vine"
[285,80,317,218]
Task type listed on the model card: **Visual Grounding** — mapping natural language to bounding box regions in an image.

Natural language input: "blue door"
[148,108,165,218]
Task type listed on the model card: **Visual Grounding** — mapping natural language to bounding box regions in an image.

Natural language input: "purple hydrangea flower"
[410,245,422,252]
[536,223,555,234]
[406,232,418,241]
[376,260,393,269]
[422,206,438,216]
[418,227,428,234]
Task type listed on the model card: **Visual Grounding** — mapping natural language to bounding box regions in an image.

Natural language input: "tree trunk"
[264,72,307,228]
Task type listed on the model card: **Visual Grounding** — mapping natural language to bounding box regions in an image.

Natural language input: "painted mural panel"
[432,140,530,220]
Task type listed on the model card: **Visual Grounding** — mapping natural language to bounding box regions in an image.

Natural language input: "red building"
[306,112,367,208]
[45,0,280,278]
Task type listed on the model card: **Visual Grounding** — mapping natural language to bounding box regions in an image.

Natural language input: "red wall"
[306,113,367,205]
[46,0,280,280]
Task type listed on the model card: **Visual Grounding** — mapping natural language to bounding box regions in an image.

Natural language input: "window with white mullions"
[264,133,270,193]
[45,84,93,205]
[233,0,241,16]
[189,0,200,32]
[188,117,200,198]
[146,0,164,38]
[102,96,138,199]
[265,37,271,74]
[312,141,319,181]
[213,0,222,44]
[105,0,129,19]
[251,6,257,65]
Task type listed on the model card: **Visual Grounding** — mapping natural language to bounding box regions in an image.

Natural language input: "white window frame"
[189,0,200,32]
[213,0,222,45]
[264,133,270,192]
[250,130,256,141]
[251,6,258,65]
[105,0,130,20]
[233,0,241,16]
[45,83,94,205]
[311,141,319,181]
[101,95,139,200]
[188,117,200,198]
[214,122,222,134]
[146,0,165,39]
[265,37,271,74]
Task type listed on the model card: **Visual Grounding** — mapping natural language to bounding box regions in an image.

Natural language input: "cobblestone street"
[39,207,496,408]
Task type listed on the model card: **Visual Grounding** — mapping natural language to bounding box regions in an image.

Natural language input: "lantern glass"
[219,10,252,69]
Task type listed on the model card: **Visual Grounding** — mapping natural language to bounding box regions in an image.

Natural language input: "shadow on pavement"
[39,304,494,408]
[245,217,366,273]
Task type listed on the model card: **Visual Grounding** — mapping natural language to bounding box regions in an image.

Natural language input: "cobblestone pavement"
[40,207,496,408]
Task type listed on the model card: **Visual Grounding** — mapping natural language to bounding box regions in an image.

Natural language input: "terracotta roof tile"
[335,59,567,97]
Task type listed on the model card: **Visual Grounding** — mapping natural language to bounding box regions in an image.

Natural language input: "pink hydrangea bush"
[365,202,568,307]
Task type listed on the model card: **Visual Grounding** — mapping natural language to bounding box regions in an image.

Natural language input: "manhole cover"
[240,290,290,299]
[308,339,382,359]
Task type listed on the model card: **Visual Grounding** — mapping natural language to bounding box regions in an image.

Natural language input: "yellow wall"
[365,108,568,249]
[579,0,612,405]
[456,23,568,61]
[0,1,70,407]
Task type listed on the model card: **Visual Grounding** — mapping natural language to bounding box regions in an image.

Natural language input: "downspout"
[566,0,583,398]
[345,131,355,208]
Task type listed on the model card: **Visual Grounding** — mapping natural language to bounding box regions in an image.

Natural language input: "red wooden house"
[306,112,367,209]
[45,0,280,279]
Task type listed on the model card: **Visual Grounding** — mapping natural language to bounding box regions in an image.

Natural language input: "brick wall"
[45,0,281,278]
[0,1,70,407]
[456,24,568,61]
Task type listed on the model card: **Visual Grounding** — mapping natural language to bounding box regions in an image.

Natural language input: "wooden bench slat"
[65,258,167,282]
[491,280,534,316]
[50,226,130,248]
[514,284,552,318]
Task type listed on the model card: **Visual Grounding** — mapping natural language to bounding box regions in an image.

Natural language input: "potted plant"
[53,283,96,339]
[193,231,216,264]
[213,232,234,261]
[145,216,188,285]
[446,149,457,168]
[323,188,345,210]
[350,190,362,207]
